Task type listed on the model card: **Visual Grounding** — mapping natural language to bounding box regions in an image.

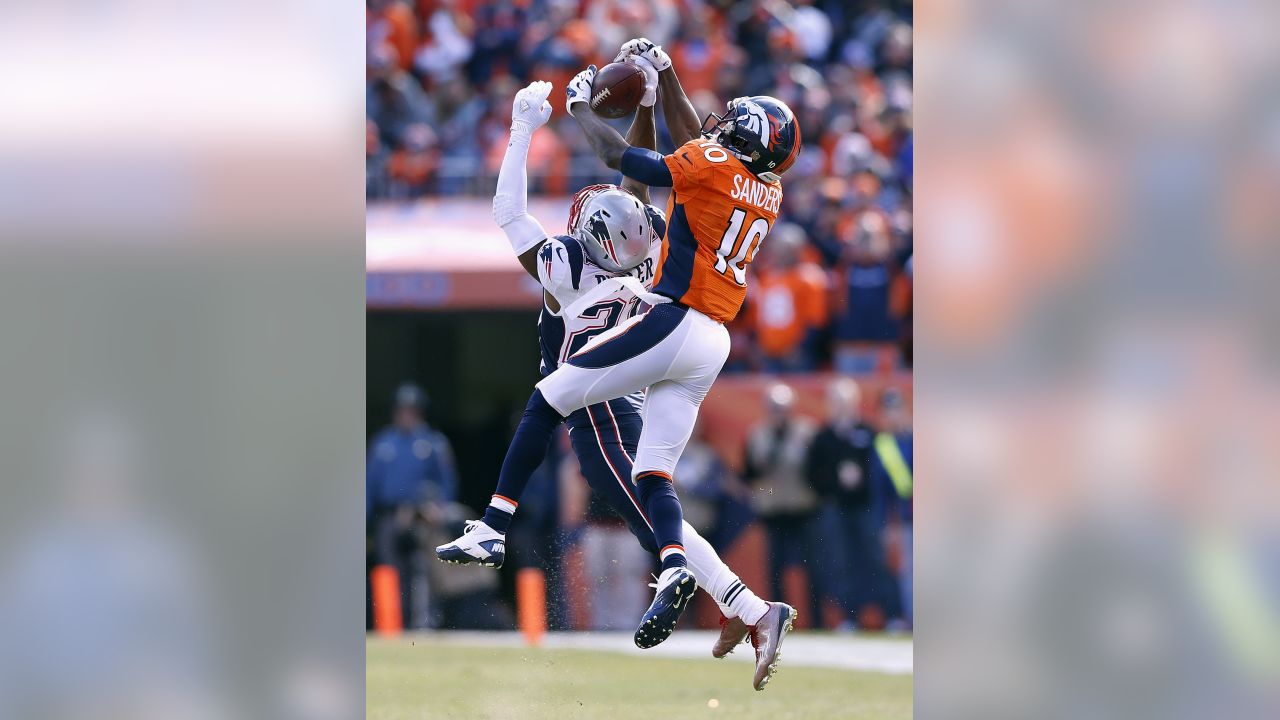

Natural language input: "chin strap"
[557,275,668,321]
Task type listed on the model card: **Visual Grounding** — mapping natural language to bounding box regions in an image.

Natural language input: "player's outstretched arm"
[566,65,631,170]
[493,81,554,279]
[616,39,700,146]
[656,67,702,146]
[620,61,659,204]
[567,66,674,188]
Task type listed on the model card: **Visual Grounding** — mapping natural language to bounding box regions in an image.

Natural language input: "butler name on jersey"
[534,185,666,376]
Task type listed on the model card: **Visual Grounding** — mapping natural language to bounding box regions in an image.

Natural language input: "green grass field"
[368,635,912,720]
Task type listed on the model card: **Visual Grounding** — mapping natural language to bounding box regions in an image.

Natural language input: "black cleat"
[634,567,697,649]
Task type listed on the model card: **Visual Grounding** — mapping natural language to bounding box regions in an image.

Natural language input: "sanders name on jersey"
[730,174,782,214]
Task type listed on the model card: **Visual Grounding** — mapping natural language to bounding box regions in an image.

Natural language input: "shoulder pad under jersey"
[536,235,586,303]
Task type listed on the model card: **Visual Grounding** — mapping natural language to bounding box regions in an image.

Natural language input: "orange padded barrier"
[370,564,403,635]
[517,567,547,646]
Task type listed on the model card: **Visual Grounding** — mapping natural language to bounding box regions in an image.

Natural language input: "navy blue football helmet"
[700,95,801,182]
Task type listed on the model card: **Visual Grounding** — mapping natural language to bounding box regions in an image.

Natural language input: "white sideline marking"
[401,630,913,675]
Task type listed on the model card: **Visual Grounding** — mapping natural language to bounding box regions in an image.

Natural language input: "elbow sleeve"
[496,213,548,256]
[620,147,673,187]
[493,129,543,254]
[492,192,524,228]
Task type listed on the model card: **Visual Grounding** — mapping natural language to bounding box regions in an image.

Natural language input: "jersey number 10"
[714,208,770,286]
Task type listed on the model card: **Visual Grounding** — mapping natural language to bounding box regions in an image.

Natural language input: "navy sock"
[480,500,515,535]
[635,472,686,571]
[481,390,564,534]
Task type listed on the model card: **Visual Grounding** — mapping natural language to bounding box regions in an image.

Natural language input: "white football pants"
[537,303,730,479]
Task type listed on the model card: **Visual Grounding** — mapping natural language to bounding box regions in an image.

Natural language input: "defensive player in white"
[435,73,791,687]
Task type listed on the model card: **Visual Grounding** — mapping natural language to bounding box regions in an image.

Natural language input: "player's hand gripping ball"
[565,64,597,114]
[589,61,647,118]
[614,37,672,72]
[626,55,659,107]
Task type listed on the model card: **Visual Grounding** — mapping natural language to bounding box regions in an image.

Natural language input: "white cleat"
[434,520,507,568]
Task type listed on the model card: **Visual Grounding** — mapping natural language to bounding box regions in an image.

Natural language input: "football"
[590,61,645,119]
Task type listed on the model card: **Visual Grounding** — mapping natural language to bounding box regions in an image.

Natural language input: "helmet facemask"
[700,105,759,167]
[700,96,795,183]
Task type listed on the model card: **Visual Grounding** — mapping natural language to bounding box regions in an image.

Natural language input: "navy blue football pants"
[564,398,658,554]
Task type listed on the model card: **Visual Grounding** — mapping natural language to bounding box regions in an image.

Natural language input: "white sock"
[681,520,769,626]
[488,494,517,514]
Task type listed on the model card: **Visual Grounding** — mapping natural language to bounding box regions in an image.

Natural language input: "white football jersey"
[534,206,665,380]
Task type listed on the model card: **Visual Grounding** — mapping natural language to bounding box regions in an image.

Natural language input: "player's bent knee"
[532,378,577,417]
[634,470,674,502]
[526,389,567,421]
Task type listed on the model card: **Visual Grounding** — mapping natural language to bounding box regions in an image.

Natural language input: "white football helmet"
[567,186,652,273]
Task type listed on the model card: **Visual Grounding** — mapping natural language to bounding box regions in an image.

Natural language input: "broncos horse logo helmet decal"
[766,112,786,151]
[738,101,771,144]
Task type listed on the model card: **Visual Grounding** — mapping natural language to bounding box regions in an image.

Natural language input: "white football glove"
[615,37,672,72]
[626,55,659,108]
[510,80,553,138]
[565,64,597,113]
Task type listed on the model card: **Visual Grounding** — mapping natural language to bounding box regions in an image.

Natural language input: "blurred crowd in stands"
[368,378,913,632]
[367,0,913,371]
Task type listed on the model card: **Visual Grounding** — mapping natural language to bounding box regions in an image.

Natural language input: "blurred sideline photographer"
[807,377,895,628]
[743,383,823,624]
[872,387,913,627]
[366,383,458,629]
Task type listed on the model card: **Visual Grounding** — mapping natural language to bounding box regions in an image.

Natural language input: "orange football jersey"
[653,138,782,322]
